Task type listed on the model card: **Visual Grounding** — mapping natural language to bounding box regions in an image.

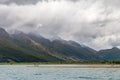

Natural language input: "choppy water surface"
[0,65,119,80]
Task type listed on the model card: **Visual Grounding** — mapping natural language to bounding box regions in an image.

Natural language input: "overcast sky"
[0,0,120,50]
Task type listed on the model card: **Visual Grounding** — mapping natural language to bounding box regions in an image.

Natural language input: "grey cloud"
[0,0,81,5]
[0,0,42,4]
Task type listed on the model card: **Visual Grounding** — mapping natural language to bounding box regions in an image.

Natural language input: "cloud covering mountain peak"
[0,0,120,50]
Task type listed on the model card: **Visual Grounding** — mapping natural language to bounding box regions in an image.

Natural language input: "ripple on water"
[0,65,119,80]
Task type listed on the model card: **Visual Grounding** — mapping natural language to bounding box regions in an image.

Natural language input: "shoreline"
[27,64,120,68]
[0,64,120,68]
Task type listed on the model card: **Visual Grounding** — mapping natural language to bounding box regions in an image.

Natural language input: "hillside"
[97,47,120,61]
[0,28,99,62]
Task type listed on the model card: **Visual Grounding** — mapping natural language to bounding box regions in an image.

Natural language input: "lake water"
[0,65,119,80]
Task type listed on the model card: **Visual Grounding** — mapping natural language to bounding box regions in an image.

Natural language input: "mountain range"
[0,28,120,62]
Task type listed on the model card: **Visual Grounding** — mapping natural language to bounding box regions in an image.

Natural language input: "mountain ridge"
[0,28,120,62]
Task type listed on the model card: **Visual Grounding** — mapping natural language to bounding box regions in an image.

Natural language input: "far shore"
[0,63,120,68]
[27,64,120,68]
[0,61,120,68]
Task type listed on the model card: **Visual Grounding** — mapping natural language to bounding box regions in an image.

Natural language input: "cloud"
[0,0,120,50]
[0,0,42,5]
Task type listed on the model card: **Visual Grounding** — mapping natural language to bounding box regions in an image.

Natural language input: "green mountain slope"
[0,28,99,62]
[97,47,120,61]
[0,28,62,62]
[28,34,99,61]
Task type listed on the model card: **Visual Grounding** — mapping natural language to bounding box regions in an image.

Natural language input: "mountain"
[0,29,50,62]
[0,28,10,38]
[97,47,120,61]
[0,29,61,62]
[49,39,98,61]
[28,34,99,61]
[0,28,100,62]
[1,28,120,62]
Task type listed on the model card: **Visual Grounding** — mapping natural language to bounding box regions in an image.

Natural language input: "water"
[0,65,119,80]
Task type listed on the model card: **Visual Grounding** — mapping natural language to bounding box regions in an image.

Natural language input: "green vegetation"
[0,61,120,65]
[0,28,120,63]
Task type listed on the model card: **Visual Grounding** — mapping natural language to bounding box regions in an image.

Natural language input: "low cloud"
[0,0,120,50]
